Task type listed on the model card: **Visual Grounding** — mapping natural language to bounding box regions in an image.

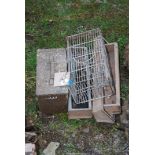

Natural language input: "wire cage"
[66,28,115,104]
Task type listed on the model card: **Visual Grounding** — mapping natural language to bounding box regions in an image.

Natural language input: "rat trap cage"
[66,28,115,104]
[36,28,121,123]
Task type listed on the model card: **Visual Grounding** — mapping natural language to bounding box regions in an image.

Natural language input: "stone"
[82,127,90,133]
[25,132,37,144]
[43,141,60,155]
[25,143,36,155]
[71,132,76,138]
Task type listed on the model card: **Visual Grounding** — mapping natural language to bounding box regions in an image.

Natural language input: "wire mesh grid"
[66,28,115,104]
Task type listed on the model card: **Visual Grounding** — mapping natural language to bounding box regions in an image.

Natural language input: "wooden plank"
[103,43,121,114]
[92,97,114,123]
[68,110,92,119]
[93,110,114,123]
[103,104,121,114]
[68,94,92,119]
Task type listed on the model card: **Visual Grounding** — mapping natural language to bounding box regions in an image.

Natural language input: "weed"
[121,83,129,100]
[118,35,128,66]
[63,143,80,154]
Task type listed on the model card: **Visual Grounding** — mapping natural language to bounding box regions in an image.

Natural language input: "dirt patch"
[34,118,128,154]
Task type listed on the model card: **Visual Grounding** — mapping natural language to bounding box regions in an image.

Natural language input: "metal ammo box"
[36,48,68,114]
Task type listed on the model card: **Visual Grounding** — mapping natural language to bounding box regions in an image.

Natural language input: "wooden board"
[104,43,121,114]
[68,95,92,119]
[92,98,114,123]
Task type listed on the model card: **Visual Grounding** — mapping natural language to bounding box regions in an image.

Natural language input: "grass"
[26,0,128,153]
[121,83,129,101]
[49,113,97,132]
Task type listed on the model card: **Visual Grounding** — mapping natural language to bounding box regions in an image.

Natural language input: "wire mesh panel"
[66,28,115,104]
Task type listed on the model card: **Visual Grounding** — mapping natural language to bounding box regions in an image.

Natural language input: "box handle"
[45,96,58,100]
[49,56,55,85]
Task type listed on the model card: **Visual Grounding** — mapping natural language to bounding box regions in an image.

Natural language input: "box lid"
[36,48,68,95]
